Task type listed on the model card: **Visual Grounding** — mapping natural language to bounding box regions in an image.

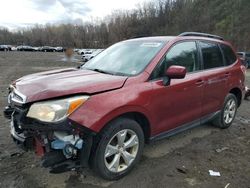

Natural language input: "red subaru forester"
[4,32,246,180]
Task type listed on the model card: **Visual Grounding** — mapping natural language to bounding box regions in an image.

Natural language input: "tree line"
[0,0,249,50]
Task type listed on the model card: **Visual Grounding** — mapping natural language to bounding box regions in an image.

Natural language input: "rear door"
[198,41,228,116]
[149,41,204,135]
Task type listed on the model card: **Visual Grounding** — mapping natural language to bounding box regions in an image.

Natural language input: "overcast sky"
[0,0,149,30]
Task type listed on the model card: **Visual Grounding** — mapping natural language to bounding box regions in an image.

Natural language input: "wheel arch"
[97,110,152,143]
[229,87,242,106]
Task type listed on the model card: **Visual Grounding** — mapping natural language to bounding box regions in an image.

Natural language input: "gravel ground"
[0,52,249,188]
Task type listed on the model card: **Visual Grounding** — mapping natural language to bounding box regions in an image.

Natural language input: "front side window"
[82,40,166,76]
[151,41,199,79]
[200,41,224,69]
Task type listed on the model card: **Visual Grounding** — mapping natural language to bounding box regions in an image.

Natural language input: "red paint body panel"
[13,36,245,139]
[35,138,45,156]
[149,72,203,135]
[69,71,153,133]
[14,68,127,102]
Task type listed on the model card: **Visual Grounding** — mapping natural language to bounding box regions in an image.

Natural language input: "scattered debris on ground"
[209,170,221,177]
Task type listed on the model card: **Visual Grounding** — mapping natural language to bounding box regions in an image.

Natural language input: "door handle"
[224,72,231,78]
[195,79,205,86]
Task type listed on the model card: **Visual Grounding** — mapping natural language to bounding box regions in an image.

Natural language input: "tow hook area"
[51,132,84,159]
[41,131,93,173]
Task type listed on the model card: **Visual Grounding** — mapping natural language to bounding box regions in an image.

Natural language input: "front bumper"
[3,104,96,173]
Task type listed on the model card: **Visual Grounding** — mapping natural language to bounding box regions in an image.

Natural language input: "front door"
[149,41,204,136]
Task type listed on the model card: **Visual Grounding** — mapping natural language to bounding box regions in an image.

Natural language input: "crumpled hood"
[13,68,127,103]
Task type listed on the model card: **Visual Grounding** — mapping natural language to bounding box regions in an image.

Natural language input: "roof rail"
[179,32,224,41]
[131,35,150,39]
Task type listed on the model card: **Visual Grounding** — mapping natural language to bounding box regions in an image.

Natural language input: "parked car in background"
[237,52,250,68]
[33,47,41,51]
[6,45,12,51]
[0,45,10,51]
[82,49,104,62]
[3,32,246,180]
[74,48,80,53]
[17,45,35,51]
[11,46,17,51]
[77,49,85,55]
[78,49,93,55]
[55,47,65,52]
[41,46,56,52]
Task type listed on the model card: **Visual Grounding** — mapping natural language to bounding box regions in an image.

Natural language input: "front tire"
[92,117,144,180]
[213,93,238,129]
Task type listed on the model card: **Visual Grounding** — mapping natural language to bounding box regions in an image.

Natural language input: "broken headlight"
[27,96,89,123]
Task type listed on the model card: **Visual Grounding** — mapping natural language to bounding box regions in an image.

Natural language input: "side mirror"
[166,65,186,79]
[163,65,186,86]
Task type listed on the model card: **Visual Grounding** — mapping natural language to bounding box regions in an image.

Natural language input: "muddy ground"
[0,52,249,188]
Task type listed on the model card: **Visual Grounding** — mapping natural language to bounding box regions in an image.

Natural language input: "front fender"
[68,82,153,133]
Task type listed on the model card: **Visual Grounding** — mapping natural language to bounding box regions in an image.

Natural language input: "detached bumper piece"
[3,106,14,119]
[4,105,95,173]
[42,134,93,173]
[245,86,250,100]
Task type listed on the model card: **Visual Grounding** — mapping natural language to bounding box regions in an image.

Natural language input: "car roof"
[125,36,175,43]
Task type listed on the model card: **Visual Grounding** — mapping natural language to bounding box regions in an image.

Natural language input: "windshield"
[82,40,166,76]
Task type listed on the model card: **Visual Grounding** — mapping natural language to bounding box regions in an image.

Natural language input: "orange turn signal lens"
[67,97,87,115]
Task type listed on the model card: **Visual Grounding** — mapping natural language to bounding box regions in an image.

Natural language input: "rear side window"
[199,41,224,69]
[220,44,237,65]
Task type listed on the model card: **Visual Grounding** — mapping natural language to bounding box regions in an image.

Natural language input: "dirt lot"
[0,52,249,188]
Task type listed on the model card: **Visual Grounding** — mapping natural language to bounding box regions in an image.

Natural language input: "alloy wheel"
[223,99,236,124]
[104,129,139,173]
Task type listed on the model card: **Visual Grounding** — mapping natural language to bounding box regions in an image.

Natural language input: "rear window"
[220,44,237,65]
[199,41,224,69]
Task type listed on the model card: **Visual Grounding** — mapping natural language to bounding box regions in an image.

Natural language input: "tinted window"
[220,44,237,65]
[200,42,224,69]
[151,41,199,79]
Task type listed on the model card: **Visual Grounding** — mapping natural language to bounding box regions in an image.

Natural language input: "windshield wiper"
[83,67,128,77]
[90,68,116,75]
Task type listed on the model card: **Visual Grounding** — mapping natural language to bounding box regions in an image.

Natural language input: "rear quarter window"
[220,44,237,65]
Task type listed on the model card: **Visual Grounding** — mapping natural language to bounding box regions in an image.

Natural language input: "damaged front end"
[3,86,95,173]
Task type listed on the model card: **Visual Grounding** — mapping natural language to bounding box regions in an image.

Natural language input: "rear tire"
[213,93,238,129]
[92,117,144,180]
